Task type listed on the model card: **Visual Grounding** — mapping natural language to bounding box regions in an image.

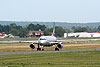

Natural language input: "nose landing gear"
[55,48,59,51]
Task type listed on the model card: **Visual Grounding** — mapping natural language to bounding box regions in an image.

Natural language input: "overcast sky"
[0,0,100,23]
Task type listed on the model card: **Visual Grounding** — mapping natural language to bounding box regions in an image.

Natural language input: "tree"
[41,25,46,31]
[3,25,10,34]
[98,25,100,31]
[44,26,65,37]
[27,23,46,31]
[27,23,35,30]
[10,23,17,28]
[10,28,19,36]
[81,27,87,32]
[18,28,28,37]
[44,28,53,36]
[71,26,92,32]
[93,27,98,31]
[0,24,3,32]
[64,28,71,33]
[55,26,65,37]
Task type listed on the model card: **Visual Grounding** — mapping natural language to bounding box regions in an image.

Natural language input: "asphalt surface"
[0,48,100,55]
[0,40,35,43]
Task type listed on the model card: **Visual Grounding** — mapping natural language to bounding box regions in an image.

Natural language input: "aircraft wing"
[32,41,38,44]
[31,41,61,45]
[49,42,59,45]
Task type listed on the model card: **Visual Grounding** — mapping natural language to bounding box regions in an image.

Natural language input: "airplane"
[29,23,63,51]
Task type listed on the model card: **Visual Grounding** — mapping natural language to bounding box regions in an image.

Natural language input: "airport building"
[29,30,43,37]
[64,32,100,38]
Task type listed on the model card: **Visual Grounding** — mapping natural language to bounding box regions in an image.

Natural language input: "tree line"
[0,23,65,37]
[70,26,100,32]
[0,23,100,37]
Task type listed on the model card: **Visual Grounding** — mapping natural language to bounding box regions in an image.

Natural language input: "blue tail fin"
[52,22,55,36]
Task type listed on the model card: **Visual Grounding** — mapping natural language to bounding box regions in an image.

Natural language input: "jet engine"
[57,42,63,49]
[30,43,35,49]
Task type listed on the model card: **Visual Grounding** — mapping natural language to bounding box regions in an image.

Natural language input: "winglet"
[52,22,55,36]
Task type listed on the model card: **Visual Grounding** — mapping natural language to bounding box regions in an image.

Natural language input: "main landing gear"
[37,48,41,51]
[37,44,44,51]
[37,44,41,51]
[37,48,44,51]
[37,44,60,51]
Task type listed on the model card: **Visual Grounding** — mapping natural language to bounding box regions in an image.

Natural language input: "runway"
[0,48,100,55]
[0,40,35,43]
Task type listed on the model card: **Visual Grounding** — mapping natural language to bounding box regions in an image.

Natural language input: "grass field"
[1,43,100,52]
[0,50,100,67]
[0,38,100,67]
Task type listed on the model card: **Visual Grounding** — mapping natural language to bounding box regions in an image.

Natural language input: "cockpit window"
[40,38,46,40]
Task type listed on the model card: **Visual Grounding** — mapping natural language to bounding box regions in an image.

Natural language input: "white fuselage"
[38,36,56,46]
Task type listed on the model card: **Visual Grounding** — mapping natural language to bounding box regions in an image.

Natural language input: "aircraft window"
[40,38,46,40]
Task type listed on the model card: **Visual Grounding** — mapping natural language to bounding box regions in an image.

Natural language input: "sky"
[0,0,100,23]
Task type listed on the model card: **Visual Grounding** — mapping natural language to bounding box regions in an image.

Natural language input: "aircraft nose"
[39,40,47,44]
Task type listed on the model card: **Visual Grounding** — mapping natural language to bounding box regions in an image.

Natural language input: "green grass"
[0,50,100,67]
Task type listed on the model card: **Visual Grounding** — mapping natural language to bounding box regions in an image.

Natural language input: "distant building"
[29,31,43,37]
[0,32,5,38]
[64,32,100,38]
[0,33,2,36]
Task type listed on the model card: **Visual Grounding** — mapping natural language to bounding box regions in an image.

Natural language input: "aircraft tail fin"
[52,22,55,36]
